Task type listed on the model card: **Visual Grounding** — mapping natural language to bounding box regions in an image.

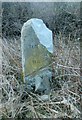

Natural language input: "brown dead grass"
[0,33,81,119]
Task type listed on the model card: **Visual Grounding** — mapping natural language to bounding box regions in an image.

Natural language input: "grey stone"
[21,18,53,95]
[25,69,52,94]
[39,95,50,101]
[35,70,52,94]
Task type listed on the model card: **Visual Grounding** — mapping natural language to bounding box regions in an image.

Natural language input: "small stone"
[35,70,52,94]
[35,75,42,91]
[40,95,50,101]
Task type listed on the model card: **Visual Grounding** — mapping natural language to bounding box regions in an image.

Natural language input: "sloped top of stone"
[23,18,53,53]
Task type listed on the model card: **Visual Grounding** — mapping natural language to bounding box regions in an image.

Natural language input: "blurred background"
[2,2,80,39]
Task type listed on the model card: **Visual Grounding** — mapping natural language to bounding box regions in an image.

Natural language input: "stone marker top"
[22,18,53,53]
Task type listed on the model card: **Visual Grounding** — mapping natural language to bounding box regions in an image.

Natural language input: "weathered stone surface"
[21,18,53,95]
[25,69,52,94]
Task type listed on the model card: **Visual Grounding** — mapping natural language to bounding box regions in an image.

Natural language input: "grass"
[0,32,81,119]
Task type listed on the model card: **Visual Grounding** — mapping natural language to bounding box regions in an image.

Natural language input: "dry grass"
[0,33,81,119]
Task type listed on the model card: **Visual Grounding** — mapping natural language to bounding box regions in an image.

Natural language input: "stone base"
[25,69,52,95]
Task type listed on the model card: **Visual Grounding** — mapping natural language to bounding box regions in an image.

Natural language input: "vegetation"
[1,2,81,119]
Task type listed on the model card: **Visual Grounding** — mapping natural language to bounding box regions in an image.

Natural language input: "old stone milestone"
[21,18,53,95]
